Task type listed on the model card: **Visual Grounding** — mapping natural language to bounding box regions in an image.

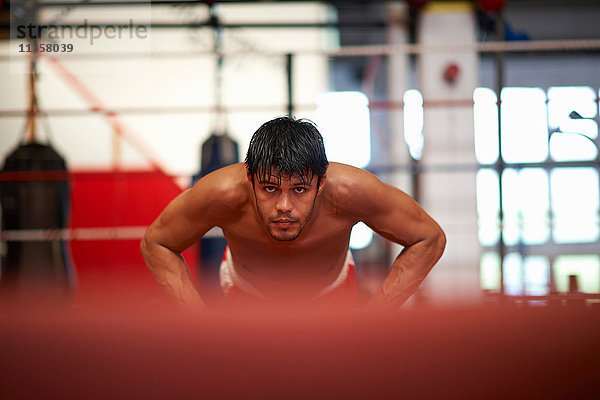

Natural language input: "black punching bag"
[0,142,75,303]
[193,134,239,306]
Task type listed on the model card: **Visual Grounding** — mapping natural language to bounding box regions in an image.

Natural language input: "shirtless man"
[141,116,446,311]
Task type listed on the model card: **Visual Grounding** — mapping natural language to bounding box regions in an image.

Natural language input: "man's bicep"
[148,187,218,253]
[361,181,438,247]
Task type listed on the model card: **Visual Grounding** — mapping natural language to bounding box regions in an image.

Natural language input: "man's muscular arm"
[140,165,244,311]
[141,188,207,311]
[338,165,446,310]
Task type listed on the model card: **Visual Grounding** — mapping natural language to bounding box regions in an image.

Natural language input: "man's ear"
[317,173,327,194]
[246,170,254,185]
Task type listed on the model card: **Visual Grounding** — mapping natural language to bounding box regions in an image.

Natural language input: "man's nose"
[275,192,293,213]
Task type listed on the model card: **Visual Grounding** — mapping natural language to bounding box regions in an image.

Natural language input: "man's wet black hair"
[245,116,328,185]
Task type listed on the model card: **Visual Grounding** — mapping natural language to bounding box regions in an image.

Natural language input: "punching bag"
[193,133,239,306]
[0,142,75,303]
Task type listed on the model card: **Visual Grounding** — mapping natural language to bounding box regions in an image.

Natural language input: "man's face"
[249,171,326,241]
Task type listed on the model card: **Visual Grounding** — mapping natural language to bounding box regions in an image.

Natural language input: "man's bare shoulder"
[324,162,382,214]
[326,162,375,186]
[189,163,250,211]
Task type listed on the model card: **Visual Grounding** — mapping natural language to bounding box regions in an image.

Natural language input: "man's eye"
[264,186,277,193]
[294,187,307,194]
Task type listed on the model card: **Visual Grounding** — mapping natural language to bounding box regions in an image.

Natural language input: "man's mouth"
[272,219,297,226]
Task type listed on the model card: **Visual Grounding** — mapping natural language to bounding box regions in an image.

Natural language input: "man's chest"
[223,207,351,250]
[221,212,352,277]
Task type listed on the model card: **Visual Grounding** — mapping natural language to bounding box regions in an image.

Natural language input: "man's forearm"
[366,233,445,310]
[140,237,206,311]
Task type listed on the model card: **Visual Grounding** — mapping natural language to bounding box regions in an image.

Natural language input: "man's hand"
[365,230,446,310]
[140,231,208,312]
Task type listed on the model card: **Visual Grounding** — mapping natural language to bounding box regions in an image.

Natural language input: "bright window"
[476,169,500,246]
[547,86,597,133]
[550,132,598,161]
[500,88,548,163]
[475,86,600,297]
[315,91,373,250]
[473,87,499,164]
[501,168,550,245]
[350,222,373,250]
[502,253,549,296]
[403,89,424,160]
[548,86,598,161]
[554,255,600,293]
[480,252,501,291]
[315,91,371,168]
[550,168,599,243]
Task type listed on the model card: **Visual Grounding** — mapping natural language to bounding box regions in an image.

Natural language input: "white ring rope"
[331,39,600,57]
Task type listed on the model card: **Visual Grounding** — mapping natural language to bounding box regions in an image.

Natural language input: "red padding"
[68,170,197,307]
